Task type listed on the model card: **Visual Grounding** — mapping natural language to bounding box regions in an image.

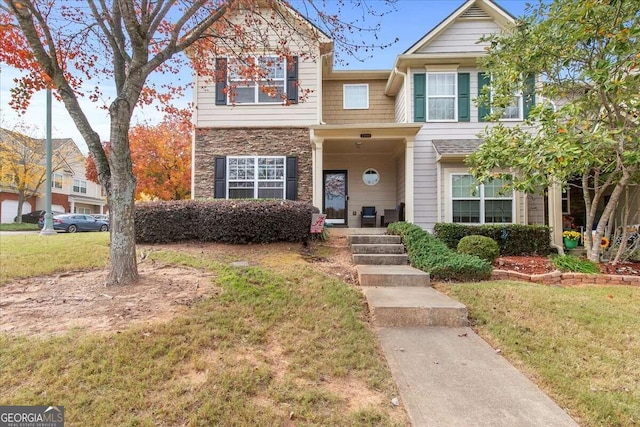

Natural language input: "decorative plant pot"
[564,238,579,249]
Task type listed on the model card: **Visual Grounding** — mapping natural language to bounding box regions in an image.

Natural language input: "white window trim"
[227,56,287,105]
[426,72,457,122]
[73,178,87,194]
[562,188,570,215]
[494,93,523,121]
[450,173,514,224]
[52,172,63,189]
[343,84,369,110]
[489,74,524,121]
[226,155,286,199]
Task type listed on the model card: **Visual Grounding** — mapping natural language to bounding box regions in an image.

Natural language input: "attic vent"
[461,5,491,19]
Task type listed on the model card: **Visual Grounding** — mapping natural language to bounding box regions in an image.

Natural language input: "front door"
[323,170,348,225]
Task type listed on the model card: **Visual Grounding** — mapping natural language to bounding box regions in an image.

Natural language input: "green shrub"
[135,199,318,244]
[388,222,492,282]
[551,255,600,274]
[433,223,551,256]
[457,235,500,263]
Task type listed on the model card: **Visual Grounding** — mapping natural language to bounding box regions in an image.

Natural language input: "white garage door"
[1,200,32,223]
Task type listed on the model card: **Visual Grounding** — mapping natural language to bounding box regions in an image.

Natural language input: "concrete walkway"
[378,326,578,427]
[336,228,579,427]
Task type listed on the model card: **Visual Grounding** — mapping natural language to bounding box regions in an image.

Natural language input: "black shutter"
[215,58,227,106]
[285,156,297,200]
[214,156,226,198]
[287,56,299,104]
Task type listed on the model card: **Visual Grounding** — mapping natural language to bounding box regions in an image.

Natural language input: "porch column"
[312,138,324,210]
[404,137,415,223]
[548,181,563,249]
[69,199,75,214]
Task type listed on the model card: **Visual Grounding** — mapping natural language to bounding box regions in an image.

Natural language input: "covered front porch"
[310,124,421,228]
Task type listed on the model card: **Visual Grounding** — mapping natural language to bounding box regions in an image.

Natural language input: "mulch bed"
[494,256,640,277]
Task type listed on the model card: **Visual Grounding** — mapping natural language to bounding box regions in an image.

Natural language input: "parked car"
[15,210,64,224]
[38,213,109,233]
[92,214,109,222]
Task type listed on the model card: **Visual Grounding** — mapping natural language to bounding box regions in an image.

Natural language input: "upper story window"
[228,56,285,104]
[52,173,63,189]
[493,92,523,120]
[73,178,87,194]
[478,72,534,122]
[227,156,285,199]
[414,72,470,122]
[427,73,456,121]
[451,174,513,224]
[343,84,369,109]
[215,56,298,106]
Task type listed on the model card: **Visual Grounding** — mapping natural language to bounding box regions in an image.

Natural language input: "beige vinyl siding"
[395,80,407,123]
[527,194,545,225]
[322,80,395,124]
[194,6,324,128]
[417,20,502,54]
[413,141,438,231]
[396,155,405,206]
[324,153,397,228]
[195,56,320,127]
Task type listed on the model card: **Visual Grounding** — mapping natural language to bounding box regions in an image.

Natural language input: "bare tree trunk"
[106,98,138,286]
[613,188,631,264]
[15,192,25,223]
[588,171,631,263]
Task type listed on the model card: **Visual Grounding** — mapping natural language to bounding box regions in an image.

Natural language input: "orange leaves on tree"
[85,110,191,201]
[128,109,192,201]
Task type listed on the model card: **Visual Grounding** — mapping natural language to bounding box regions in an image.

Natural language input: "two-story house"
[190,0,638,249]
[0,128,106,223]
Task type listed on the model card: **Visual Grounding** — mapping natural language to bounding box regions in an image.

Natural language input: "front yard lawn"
[0,234,406,426]
[438,281,640,427]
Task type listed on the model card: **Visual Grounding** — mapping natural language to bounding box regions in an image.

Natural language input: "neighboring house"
[0,128,106,223]
[191,0,639,248]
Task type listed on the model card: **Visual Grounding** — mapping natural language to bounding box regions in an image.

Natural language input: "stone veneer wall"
[194,128,312,202]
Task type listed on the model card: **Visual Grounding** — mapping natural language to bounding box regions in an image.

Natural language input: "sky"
[0,0,531,154]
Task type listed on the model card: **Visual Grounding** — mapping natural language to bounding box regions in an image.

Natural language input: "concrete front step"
[351,244,405,255]
[353,253,408,265]
[357,265,430,287]
[349,235,401,245]
[363,287,468,327]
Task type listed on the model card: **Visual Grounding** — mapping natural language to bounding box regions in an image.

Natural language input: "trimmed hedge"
[433,223,551,255]
[457,235,500,264]
[387,222,492,282]
[135,199,318,244]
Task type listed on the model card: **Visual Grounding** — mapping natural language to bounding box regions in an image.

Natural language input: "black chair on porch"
[360,206,377,227]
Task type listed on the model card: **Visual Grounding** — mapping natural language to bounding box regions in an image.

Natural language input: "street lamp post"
[40,87,56,236]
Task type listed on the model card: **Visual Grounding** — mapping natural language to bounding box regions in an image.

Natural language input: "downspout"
[393,67,409,123]
[317,52,332,125]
